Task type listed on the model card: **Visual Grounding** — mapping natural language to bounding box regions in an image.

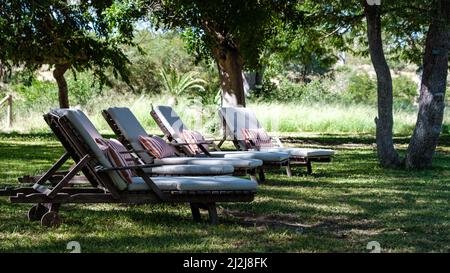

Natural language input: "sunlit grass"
[0,133,448,253]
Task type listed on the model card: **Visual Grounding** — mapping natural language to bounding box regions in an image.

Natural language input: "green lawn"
[0,133,449,253]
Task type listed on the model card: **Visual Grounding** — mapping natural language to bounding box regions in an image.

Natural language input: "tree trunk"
[213,46,246,107]
[405,0,450,169]
[53,63,70,108]
[365,3,402,168]
[255,68,264,88]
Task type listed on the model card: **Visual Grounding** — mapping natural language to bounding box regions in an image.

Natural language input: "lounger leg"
[46,155,91,199]
[258,168,266,183]
[44,203,61,212]
[247,168,258,183]
[190,203,201,223]
[207,203,218,225]
[286,162,293,177]
[306,161,312,175]
[34,152,70,186]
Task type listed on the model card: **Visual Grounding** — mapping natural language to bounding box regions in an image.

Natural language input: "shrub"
[392,75,418,105]
[343,71,377,104]
[253,76,338,104]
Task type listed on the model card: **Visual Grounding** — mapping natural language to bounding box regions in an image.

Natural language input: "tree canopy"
[152,0,298,106]
[0,0,146,107]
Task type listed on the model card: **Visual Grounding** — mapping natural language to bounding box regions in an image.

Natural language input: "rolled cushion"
[241,128,273,149]
[127,176,258,191]
[108,138,134,163]
[96,138,133,184]
[139,135,176,159]
[143,164,234,176]
[209,151,289,162]
[261,147,335,158]
[180,129,209,154]
[154,157,262,168]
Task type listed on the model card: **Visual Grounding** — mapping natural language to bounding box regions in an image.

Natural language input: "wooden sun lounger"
[102,109,261,181]
[0,111,256,227]
[149,106,292,181]
[218,107,335,174]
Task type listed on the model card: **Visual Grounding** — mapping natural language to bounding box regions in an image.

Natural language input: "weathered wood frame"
[102,109,260,181]
[148,108,290,182]
[217,112,333,175]
[0,112,255,227]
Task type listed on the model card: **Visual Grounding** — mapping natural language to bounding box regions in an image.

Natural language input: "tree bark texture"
[405,0,450,169]
[365,3,402,167]
[53,63,70,108]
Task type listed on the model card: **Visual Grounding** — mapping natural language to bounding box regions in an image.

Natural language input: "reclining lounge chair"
[102,107,264,182]
[149,105,291,180]
[0,109,257,227]
[218,107,335,174]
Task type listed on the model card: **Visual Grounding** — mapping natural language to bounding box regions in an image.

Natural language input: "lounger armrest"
[169,142,199,146]
[272,136,284,147]
[171,140,214,146]
[97,164,162,172]
[127,149,148,154]
[118,150,136,154]
[198,140,215,145]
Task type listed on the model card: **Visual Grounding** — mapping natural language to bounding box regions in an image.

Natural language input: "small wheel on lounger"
[41,211,62,228]
[28,204,48,222]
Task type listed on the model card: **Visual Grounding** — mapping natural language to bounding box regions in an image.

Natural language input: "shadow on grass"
[0,133,449,252]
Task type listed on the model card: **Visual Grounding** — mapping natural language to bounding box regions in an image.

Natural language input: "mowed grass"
[0,133,449,253]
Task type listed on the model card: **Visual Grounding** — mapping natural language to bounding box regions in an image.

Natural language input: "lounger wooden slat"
[102,108,262,181]
[0,109,256,227]
[148,106,294,182]
[218,107,336,174]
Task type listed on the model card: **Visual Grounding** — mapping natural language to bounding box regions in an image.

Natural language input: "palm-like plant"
[160,66,206,106]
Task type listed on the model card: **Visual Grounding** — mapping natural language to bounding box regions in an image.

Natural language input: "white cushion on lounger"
[153,105,187,139]
[155,106,290,163]
[219,107,262,141]
[154,157,262,168]
[127,176,258,191]
[106,107,264,169]
[144,164,234,175]
[209,151,289,162]
[106,107,154,163]
[261,147,335,158]
[53,109,128,191]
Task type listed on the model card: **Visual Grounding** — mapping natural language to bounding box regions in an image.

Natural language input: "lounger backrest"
[152,106,187,141]
[106,107,154,164]
[219,107,263,149]
[54,109,128,191]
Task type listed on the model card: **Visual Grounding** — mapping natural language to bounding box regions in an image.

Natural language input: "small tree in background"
[0,0,146,108]
[160,66,206,106]
[152,0,296,107]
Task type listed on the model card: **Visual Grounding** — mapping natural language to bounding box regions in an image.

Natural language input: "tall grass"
[251,102,425,135]
[1,92,448,136]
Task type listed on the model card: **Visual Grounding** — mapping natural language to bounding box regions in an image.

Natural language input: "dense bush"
[12,72,103,111]
[343,71,377,104]
[252,68,419,108]
[109,30,220,97]
[392,75,419,105]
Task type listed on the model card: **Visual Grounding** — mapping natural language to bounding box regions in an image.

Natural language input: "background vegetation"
[0,30,448,136]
